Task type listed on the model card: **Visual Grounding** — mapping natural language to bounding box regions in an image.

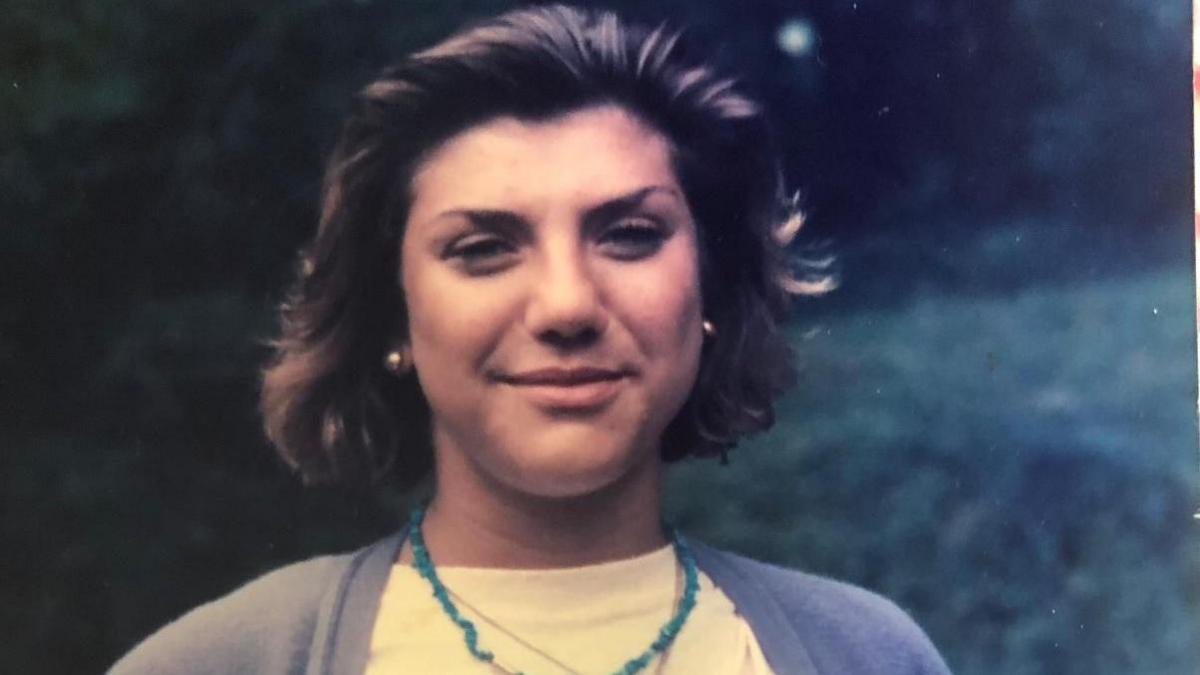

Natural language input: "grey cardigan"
[110,531,951,675]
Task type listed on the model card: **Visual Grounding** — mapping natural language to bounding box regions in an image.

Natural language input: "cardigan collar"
[315,530,819,675]
[688,539,820,675]
[315,530,407,675]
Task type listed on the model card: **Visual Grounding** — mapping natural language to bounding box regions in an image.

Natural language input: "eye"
[598,218,668,260]
[444,234,518,275]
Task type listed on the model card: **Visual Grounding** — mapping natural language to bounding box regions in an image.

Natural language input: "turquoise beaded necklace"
[407,505,699,675]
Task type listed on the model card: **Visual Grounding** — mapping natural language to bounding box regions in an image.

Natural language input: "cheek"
[613,249,704,362]
[401,254,506,372]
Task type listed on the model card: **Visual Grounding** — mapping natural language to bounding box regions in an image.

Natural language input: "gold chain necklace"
[407,505,697,675]
[445,562,684,675]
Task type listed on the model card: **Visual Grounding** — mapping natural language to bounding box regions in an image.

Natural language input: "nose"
[523,245,608,349]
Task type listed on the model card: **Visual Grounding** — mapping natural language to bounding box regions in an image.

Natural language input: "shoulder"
[108,553,354,675]
[692,543,951,675]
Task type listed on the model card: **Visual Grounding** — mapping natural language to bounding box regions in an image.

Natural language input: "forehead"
[408,105,681,213]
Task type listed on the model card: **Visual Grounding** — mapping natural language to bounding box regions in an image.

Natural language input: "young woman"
[112,5,950,674]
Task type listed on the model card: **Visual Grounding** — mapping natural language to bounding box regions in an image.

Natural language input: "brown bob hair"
[261,4,833,486]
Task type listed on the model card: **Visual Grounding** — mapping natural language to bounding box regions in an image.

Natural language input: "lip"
[502,367,626,386]
[498,367,628,410]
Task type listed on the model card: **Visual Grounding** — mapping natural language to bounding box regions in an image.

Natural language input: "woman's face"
[400,104,704,499]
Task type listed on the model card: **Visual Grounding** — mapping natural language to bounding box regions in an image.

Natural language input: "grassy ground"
[667,267,1199,675]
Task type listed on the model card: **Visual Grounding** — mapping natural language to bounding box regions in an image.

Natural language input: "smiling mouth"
[497,367,628,410]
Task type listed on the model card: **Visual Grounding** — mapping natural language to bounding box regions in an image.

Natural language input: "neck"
[413,455,666,569]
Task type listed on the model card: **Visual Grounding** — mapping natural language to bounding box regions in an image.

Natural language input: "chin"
[489,431,656,500]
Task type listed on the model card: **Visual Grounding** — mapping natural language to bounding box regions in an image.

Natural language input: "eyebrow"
[432,185,681,231]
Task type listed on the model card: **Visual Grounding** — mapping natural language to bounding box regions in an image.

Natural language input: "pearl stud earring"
[384,349,412,374]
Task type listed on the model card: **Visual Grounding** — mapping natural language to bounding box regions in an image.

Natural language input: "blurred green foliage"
[668,266,1199,674]
[2,1,1195,673]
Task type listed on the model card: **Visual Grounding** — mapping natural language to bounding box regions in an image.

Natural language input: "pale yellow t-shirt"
[366,544,774,674]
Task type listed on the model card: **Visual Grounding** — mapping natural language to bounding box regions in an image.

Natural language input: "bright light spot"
[777,19,816,58]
